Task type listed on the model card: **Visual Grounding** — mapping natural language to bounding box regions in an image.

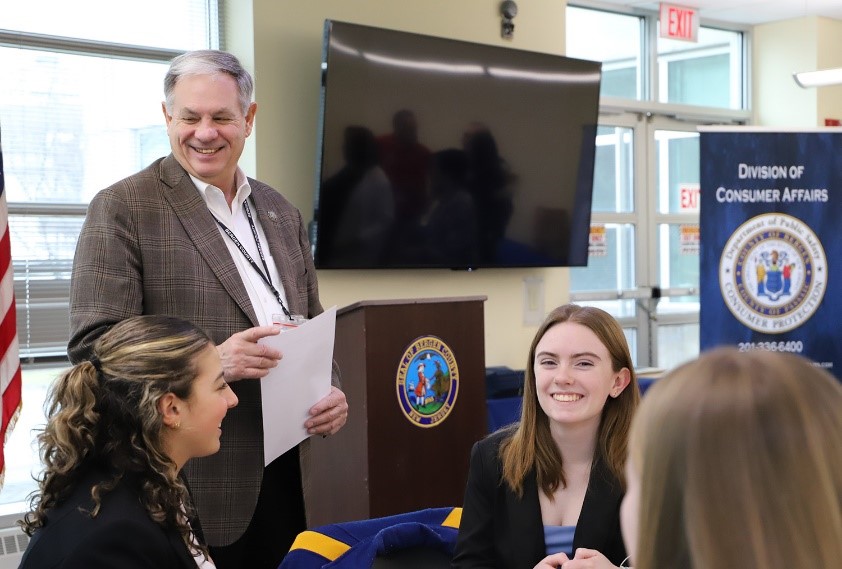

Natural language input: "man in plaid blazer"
[68,50,347,569]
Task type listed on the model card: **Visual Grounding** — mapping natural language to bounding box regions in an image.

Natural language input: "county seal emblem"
[396,336,459,428]
[719,213,826,333]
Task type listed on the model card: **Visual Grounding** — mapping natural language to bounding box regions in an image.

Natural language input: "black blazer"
[452,431,627,569]
[19,468,202,569]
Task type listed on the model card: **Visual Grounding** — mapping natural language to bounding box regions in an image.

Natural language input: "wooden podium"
[307,296,487,526]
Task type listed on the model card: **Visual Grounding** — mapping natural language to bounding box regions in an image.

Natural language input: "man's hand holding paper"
[258,306,344,466]
[305,385,348,436]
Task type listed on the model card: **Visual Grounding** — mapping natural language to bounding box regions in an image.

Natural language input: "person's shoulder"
[464,430,512,486]
[474,428,513,455]
[365,165,390,186]
[93,156,171,202]
[120,155,170,186]
[74,475,178,547]
[249,178,295,205]
[62,515,180,569]
[21,471,176,568]
[55,468,148,521]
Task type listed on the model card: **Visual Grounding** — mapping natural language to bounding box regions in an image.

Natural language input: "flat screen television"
[312,20,602,270]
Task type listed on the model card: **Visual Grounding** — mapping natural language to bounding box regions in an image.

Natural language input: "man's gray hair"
[164,49,254,115]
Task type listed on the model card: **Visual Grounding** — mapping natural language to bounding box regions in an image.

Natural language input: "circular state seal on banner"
[719,213,827,334]
[396,335,459,428]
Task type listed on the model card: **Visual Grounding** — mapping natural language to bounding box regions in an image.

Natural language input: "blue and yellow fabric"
[279,507,461,569]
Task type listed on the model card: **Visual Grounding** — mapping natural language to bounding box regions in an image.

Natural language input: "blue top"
[544,525,576,556]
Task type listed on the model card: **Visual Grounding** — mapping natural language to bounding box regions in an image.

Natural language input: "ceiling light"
[793,68,842,88]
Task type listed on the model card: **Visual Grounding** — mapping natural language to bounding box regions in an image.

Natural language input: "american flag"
[0,128,22,489]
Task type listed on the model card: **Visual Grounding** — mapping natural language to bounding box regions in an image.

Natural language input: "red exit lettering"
[668,8,694,39]
[660,3,699,42]
[681,186,700,210]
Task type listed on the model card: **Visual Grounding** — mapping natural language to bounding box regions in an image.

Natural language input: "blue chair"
[279,507,461,569]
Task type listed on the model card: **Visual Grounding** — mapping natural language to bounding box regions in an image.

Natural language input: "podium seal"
[396,335,459,428]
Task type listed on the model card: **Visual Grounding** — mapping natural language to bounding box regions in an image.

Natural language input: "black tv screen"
[312,20,601,269]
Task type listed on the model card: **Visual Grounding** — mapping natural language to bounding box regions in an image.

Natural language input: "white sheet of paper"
[259,306,337,466]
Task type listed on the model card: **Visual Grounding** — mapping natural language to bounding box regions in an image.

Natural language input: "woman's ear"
[158,393,183,428]
[610,368,632,398]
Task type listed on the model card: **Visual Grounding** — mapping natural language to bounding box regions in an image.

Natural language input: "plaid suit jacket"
[68,154,333,546]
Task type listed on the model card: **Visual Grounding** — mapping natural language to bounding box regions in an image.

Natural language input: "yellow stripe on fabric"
[288,530,351,561]
[442,507,462,529]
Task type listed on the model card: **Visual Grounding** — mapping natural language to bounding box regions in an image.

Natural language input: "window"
[3,0,217,50]
[566,3,749,369]
[0,0,220,516]
[658,26,745,109]
[566,6,643,100]
[652,126,701,368]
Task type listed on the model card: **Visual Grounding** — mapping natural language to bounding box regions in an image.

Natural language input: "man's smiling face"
[163,72,255,194]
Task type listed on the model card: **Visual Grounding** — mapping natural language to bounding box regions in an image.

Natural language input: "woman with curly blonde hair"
[621,347,842,569]
[20,315,238,568]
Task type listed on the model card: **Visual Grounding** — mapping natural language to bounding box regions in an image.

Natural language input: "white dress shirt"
[190,169,290,326]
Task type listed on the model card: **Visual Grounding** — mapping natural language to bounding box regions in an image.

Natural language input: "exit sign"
[680,184,700,212]
[660,3,699,42]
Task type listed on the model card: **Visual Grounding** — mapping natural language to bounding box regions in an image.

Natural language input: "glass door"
[570,112,701,370]
[649,118,701,369]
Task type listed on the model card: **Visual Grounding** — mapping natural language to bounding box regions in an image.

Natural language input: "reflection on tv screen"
[313,21,601,270]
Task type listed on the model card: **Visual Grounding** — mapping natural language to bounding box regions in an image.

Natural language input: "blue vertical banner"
[700,128,842,378]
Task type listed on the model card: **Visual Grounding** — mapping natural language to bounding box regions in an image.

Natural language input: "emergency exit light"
[660,3,699,42]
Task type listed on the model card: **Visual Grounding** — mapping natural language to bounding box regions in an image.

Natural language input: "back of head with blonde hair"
[501,303,640,497]
[630,347,842,569]
[23,315,214,556]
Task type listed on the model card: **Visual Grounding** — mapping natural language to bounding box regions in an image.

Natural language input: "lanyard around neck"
[213,199,293,320]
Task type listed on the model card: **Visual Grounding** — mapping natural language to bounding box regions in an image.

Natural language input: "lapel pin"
[267,210,278,221]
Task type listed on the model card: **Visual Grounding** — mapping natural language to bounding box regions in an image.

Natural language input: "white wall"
[753,16,842,126]
[229,0,571,369]
[753,17,818,126]
[815,17,842,124]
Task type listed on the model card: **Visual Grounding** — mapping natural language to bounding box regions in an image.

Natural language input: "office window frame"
[0,0,222,521]
[567,2,751,368]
